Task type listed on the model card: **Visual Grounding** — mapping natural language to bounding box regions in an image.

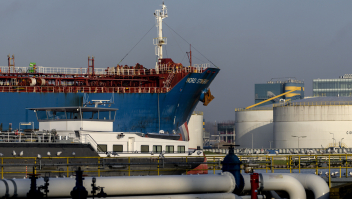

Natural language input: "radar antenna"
[83,93,114,107]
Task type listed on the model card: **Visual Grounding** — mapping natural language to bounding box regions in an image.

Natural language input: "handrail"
[0,64,210,75]
[84,134,105,153]
[0,131,55,143]
[0,86,172,93]
[274,100,352,107]
[69,133,105,153]
[0,153,351,190]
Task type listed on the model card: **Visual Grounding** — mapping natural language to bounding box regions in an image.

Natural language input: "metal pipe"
[242,174,306,199]
[0,172,236,198]
[247,173,329,199]
[72,193,243,199]
[269,191,282,199]
[284,173,329,199]
[241,195,266,199]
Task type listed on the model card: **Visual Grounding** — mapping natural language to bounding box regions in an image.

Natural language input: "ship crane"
[154,2,168,72]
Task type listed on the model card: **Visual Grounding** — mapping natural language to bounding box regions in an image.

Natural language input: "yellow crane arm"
[245,87,302,110]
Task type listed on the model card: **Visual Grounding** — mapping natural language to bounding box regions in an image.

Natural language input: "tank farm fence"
[2,154,352,185]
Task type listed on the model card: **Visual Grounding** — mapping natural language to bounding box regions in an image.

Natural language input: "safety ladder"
[164,73,175,88]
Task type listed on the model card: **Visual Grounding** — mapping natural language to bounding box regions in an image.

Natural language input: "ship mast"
[153,1,168,71]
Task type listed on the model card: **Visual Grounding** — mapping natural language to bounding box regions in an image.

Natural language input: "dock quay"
[2,149,352,198]
[2,153,352,184]
[6,145,352,198]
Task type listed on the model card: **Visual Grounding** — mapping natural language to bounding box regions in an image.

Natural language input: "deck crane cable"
[164,22,219,68]
[192,55,207,64]
[180,52,187,63]
[117,24,155,65]
[165,45,168,58]
[164,22,185,61]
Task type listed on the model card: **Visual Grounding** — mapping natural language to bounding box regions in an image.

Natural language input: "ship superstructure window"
[113,145,123,152]
[36,111,47,120]
[177,146,185,153]
[54,111,67,119]
[82,111,98,119]
[67,111,81,120]
[45,110,67,120]
[99,111,111,120]
[153,145,162,153]
[166,145,174,153]
[141,145,149,153]
[97,144,107,152]
[33,107,117,121]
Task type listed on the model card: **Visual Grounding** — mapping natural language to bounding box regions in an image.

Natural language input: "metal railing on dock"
[204,153,352,188]
[2,153,352,188]
[0,156,209,179]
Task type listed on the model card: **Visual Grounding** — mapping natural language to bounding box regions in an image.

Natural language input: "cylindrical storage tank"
[188,112,204,149]
[274,97,352,148]
[235,107,273,148]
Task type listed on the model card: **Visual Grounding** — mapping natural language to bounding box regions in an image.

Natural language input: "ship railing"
[0,66,29,73]
[0,155,209,179]
[37,67,106,75]
[0,131,56,143]
[107,68,149,76]
[0,86,172,93]
[0,64,209,76]
[157,63,209,74]
[0,66,107,75]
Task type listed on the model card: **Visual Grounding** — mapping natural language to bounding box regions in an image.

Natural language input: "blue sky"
[1,1,352,122]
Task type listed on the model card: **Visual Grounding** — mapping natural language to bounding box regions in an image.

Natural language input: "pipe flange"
[221,172,236,193]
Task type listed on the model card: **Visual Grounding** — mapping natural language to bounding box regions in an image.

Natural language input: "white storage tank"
[188,112,204,149]
[274,97,352,148]
[235,107,273,148]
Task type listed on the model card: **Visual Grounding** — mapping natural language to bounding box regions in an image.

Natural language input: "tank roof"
[272,96,352,107]
[288,96,352,103]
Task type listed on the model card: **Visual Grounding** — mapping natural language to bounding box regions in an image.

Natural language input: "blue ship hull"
[0,68,219,133]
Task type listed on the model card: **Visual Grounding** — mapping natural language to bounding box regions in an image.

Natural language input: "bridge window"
[166,145,174,153]
[67,111,81,120]
[113,145,123,152]
[82,111,98,120]
[54,111,67,119]
[153,145,162,153]
[141,145,149,153]
[177,146,185,153]
[35,108,116,121]
[99,111,111,120]
[36,110,48,120]
[97,144,107,152]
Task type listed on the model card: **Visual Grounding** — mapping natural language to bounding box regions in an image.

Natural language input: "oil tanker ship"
[0,3,219,136]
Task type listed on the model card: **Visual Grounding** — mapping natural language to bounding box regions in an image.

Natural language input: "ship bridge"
[27,107,118,133]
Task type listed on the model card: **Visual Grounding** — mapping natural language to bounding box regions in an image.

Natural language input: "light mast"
[153,2,168,71]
